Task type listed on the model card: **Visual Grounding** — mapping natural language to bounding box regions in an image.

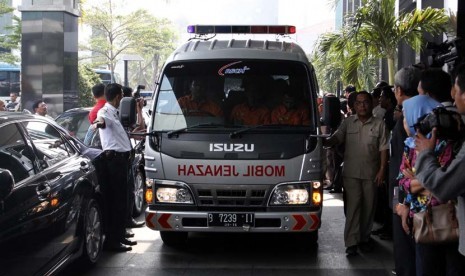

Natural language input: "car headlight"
[269,183,310,205]
[154,180,194,204]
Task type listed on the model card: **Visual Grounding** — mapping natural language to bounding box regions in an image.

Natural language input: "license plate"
[207,213,255,227]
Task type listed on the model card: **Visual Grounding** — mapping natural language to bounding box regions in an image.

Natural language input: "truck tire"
[295,231,318,245]
[160,231,188,247]
[308,230,318,244]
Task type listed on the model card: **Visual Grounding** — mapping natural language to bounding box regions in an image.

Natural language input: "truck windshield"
[152,60,317,132]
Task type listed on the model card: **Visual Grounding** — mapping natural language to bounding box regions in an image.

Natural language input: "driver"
[230,79,270,125]
[177,79,223,117]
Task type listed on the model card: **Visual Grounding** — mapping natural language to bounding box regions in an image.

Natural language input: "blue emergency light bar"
[187,25,296,35]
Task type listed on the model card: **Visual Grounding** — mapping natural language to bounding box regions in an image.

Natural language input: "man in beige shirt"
[325,91,389,256]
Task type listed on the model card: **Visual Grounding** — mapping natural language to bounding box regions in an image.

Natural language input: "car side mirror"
[321,96,341,130]
[0,169,14,200]
[120,97,137,128]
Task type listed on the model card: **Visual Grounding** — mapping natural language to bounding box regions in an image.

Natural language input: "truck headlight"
[269,183,310,205]
[153,180,194,204]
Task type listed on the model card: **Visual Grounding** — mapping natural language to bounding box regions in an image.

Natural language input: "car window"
[55,112,90,141]
[0,123,37,182]
[21,121,76,168]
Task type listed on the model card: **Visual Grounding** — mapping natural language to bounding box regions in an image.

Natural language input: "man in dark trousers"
[94,83,137,252]
[324,91,389,256]
[391,66,421,276]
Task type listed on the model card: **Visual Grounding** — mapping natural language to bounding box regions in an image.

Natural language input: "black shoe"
[120,238,137,246]
[128,218,145,228]
[345,245,358,256]
[105,242,132,252]
[125,229,135,238]
[329,189,342,193]
[359,240,374,252]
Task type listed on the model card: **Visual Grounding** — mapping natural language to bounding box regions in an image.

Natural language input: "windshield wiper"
[229,124,308,138]
[229,124,269,138]
[167,123,222,138]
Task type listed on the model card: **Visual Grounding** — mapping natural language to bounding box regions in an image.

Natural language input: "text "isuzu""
[209,143,254,152]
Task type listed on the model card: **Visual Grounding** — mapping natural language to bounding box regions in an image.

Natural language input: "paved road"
[63,191,394,276]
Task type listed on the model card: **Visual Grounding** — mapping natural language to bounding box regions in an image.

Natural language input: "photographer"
[131,85,147,134]
[396,68,465,275]
[415,63,465,262]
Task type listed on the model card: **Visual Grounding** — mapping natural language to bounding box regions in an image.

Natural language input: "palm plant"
[351,0,448,83]
[312,26,378,91]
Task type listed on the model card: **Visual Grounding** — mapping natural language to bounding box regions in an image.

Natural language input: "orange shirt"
[271,104,311,125]
[230,103,270,125]
[178,95,223,117]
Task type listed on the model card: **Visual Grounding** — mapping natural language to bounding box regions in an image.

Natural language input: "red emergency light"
[187,25,296,35]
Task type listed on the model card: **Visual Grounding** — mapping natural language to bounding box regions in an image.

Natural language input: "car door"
[20,120,91,255]
[0,121,56,275]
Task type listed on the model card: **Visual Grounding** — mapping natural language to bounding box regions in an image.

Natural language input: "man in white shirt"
[32,100,53,119]
[6,92,20,111]
[94,83,136,252]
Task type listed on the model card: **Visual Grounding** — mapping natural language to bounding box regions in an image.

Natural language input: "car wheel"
[160,231,188,247]
[132,170,145,217]
[79,198,104,266]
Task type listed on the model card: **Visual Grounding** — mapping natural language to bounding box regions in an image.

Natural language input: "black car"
[0,112,105,275]
[55,108,146,217]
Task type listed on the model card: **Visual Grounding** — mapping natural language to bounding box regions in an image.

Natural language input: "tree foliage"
[314,0,448,89]
[80,0,177,89]
[78,64,101,107]
[0,1,21,64]
[311,28,378,92]
[128,17,177,89]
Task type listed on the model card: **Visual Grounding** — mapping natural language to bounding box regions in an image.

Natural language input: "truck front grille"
[195,186,267,207]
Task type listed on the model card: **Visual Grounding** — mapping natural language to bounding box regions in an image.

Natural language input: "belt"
[103,150,131,159]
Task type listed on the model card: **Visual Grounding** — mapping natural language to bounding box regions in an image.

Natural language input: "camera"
[427,38,464,74]
[132,85,146,106]
[414,107,464,140]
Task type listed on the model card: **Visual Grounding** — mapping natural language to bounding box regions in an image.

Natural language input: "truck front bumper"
[145,210,321,232]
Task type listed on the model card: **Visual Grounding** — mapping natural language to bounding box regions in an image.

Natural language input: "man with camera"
[415,63,465,261]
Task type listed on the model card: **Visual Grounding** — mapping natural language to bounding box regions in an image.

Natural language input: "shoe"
[105,242,132,252]
[359,240,374,252]
[391,269,397,275]
[345,245,358,256]
[125,229,135,238]
[329,189,342,194]
[120,238,137,246]
[128,218,145,228]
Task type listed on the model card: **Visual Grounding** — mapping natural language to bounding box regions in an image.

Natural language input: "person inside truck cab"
[270,90,311,125]
[177,79,223,117]
[229,78,270,125]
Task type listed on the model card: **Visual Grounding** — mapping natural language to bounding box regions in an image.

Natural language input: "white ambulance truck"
[140,25,340,246]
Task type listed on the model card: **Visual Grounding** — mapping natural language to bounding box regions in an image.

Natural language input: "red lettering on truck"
[178,165,285,177]
[177,165,239,176]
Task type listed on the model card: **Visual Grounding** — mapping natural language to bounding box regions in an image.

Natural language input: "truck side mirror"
[119,97,137,128]
[321,96,341,130]
[0,169,14,200]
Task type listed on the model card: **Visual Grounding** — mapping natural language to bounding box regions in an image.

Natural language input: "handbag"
[413,199,459,244]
